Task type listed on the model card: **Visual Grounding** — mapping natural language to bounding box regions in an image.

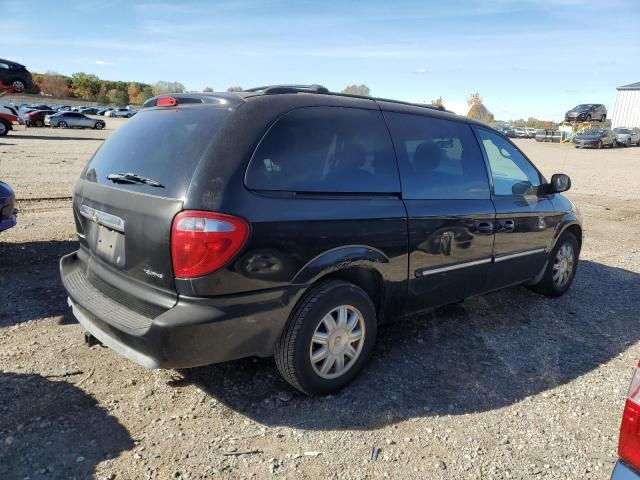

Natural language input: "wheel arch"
[290,245,390,323]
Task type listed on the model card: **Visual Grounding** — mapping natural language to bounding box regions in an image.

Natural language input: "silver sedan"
[45,112,105,129]
[613,127,640,147]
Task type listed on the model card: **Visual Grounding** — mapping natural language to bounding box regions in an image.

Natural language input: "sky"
[2,0,639,121]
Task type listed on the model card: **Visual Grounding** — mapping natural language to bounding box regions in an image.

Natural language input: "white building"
[611,82,640,128]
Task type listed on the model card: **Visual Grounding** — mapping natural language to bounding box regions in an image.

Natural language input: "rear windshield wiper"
[107,172,165,188]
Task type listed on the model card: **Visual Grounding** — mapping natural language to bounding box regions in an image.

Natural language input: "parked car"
[0,181,17,232]
[105,108,134,118]
[60,87,582,395]
[0,110,21,135]
[0,58,33,93]
[573,127,617,148]
[513,127,526,138]
[564,104,607,122]
[56,105,72,112]
[610,361,640,479]
[613,127,640,147]
[79,107,100,115]
[97,108,114,116]
[24,109,56,127]
[525,127,537,138]
[45,112,105,129]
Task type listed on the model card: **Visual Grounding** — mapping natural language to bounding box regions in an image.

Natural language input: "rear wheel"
[35,119,44,127]
[597,140,602,149]
[586,114,592,122]
[601,114,606,122]
[275,280,377,395]
[58,121,68,128]
[531,232,579,297]
[0,120,9,136]
[11,79,25,93]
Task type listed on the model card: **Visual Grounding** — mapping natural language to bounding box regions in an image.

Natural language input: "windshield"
[573,104,592,110]
[582,129,604,135]
[83,107,230,198]
[614,128,631,134]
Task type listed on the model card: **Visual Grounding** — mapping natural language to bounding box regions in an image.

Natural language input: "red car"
[24,109,56,127]
[611,361,640,478]
[0,110,20,136]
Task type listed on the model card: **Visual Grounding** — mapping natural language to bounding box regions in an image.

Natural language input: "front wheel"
[58,121,68,128]
[275,280,377,395]
[531,232,579,297]
[0,120,9,136]
[94,122,104,130]
[35,119,44,127]
[586,114,592,122]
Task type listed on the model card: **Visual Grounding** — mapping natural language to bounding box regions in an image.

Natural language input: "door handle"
[476,221,494,234]
[498,219,515,232]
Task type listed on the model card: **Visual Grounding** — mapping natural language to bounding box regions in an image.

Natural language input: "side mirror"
[549,173,571,193]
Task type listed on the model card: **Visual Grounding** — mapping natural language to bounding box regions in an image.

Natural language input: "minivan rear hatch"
[73,104,233,298]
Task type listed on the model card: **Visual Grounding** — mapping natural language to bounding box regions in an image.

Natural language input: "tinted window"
[84,107,229,198]
[383,112,489,199]
[246,107,399,193]
[476,128,542,196]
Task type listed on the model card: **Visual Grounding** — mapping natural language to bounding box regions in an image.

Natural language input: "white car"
[105,108,134,118]
[525,127,537,138]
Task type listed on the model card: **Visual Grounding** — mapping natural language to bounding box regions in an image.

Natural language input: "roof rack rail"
[244,84,330,94]
[242,84,449,112]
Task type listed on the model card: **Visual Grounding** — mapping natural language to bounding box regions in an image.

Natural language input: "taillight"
[157,96,177,107]
[619,362,640,470]
[171,211,249,278]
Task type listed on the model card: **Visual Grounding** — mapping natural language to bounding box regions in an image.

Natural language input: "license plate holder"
[95,225,125,267]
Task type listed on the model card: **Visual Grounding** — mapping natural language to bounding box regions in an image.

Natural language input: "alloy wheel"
[309,305,365,380]
[552,243,574,288]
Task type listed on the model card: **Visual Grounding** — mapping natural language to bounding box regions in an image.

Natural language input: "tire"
[601,115,606,122]
[11,79,25,93]
[531,232,579,297]
[35,120,44,128]
[626,139,631,147]
[58,121,68,128]
[597,140,602,149]
[94,122,104,130]
[586,114,591,122]
[0,120,9,136]
[275,280,377,396]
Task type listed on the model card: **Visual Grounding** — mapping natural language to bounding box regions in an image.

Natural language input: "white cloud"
[415,68,427,74]
[91,60,113,66]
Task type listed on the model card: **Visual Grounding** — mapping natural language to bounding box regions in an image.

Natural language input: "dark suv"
[564,103,607,123]
[0,58,33,93]
[60,86,582,395]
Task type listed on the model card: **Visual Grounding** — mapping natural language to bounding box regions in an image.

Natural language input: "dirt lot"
[1,119,640,480]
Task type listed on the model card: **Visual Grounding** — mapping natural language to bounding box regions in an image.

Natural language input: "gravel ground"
[1,120,639,479]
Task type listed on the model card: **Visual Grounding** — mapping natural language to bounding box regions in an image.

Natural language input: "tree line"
[31,72,186,107]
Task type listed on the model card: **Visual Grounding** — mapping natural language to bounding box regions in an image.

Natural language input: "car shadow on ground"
[180,260,640,430]
[0,240,77,326]
[0,372,133,479]
[7,134,104,141]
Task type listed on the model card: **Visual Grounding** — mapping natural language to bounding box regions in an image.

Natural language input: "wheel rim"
[12,80,25,91]
[60,122,67,128]
[309,305,366,380]
[0,123,6,135]
[552,243,575,288]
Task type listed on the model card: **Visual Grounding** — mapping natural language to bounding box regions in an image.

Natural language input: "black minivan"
[60,85,582,395]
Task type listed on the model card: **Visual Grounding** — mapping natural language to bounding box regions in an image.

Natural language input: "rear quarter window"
[245,106,400,194]
[83,107,229,198]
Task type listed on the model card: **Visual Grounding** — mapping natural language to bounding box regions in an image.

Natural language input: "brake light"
[619,362,640,470]
[171,211,249,278]
[157,96,177,107]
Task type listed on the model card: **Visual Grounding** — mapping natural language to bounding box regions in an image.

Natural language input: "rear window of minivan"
[83,107,229,198]
[245,107,400,193]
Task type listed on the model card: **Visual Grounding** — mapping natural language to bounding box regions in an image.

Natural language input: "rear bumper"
[611,461,640,480]
[61,251,302,368]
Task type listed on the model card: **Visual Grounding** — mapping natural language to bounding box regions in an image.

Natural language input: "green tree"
[71,72,101,99]
[140,86,154,102]
[152,81,186,96]
[203,86,214,93]
[96,85,110,105]
[127,82,143,104]
[226,86,243,92]
[431,96,445,109]
[114,89,129,107]
[467,92,494,123]
[341,84,371,96]
[39,71,72,97]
